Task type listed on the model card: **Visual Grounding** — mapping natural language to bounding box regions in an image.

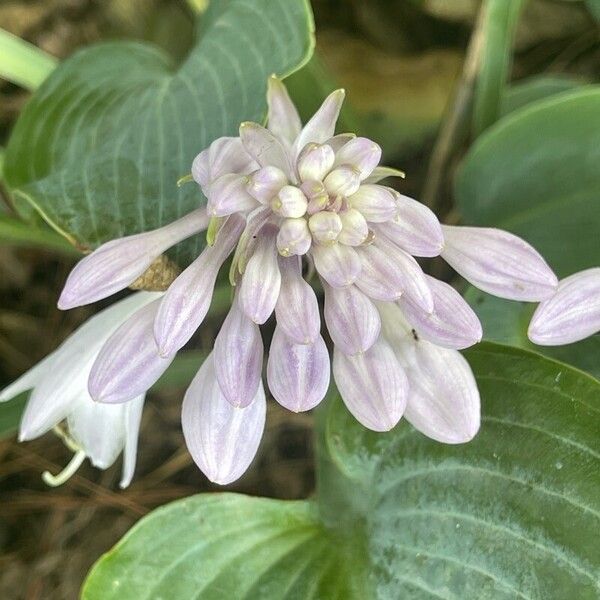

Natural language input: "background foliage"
[1,0,598,598]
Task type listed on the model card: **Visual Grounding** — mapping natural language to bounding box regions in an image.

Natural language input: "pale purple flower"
[48,77,562,485]
[528,267,600,346]
[0,293,159,487]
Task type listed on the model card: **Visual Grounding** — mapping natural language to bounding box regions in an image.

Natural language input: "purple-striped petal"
[58,208,209,309]
[292,89,345,161]
[89,299,175,404]
[239,121,292,178]
[441,225,558,301]
[356,239,433,311]
[214,297,263,407]
[247,166,288,203]
[267,328,330,412]
[267,76,302,148]
[333,137,381,180]
[154,216,244,356]
[323,282,380,355]
[399,275,482,349]
[275,256,321,344]
[347,184,397,223]
[375,193,443,257]
[239,225,281,324]
[403,341,480,444]
[311,243,361,287]
[528,267,600,346]
[333,339,408,432]
[338,208,369,246]
[297,143,335,182]
[192,137,256,191]
[207,174,258,216]
[182,354,266,485]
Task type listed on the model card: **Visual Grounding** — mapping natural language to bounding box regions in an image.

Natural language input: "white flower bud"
[338,208,369,246]
[271,185,308,218]
[297,143,335,182]
[247,166,287,203]
[308,211,343,244]
[277,218,312,256]
[302,180,330,214]
[323,165,361,197]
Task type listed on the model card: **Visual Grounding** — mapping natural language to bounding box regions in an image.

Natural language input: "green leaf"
[473,0,525,135]
[456,87,600,277]
[82,343,600,598]
[465,286,600,380]
[0,28,57,90]
[501,75,585,116]
[3,0,314,265]
[327,342,600,598]
[82,494,366,599]
[0,392,27,439]
[586,0,600,20]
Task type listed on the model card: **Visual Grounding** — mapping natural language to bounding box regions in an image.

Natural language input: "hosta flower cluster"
[2,78,598,486]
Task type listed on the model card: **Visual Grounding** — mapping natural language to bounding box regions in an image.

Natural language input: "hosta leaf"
[326,342,600,599]
[82,494,366,599]
[3,0,314,266]
[455,87,600,277]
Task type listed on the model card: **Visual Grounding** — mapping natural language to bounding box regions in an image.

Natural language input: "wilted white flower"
[0,293,161,487]
[49,77,560,485]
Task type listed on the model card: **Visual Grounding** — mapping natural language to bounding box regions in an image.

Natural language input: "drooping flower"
[0,293,160,487]
[528,267,600,346]
[46,76,560,485]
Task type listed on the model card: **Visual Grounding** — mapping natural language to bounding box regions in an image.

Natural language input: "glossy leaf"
[326,342,600,598]
[456,88,600,276]
[82,494,365,599]
[3,0,314,265]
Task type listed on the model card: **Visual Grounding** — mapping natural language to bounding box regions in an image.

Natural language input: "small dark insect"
[411,329,419,341]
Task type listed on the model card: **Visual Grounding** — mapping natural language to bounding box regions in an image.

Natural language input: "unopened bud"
[271,185,308,218]
[297,143,335,182]
[302,180,330,215]
[338,208,368,246]
[308,211,343,245]
[277,218,312,256]
[247,166,287,203]
[323,165,361,198]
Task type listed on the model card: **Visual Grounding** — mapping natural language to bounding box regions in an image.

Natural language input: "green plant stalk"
[0,28,57,90]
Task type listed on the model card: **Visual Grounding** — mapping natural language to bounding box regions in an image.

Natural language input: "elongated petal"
[275,256,321,344]
[292,89,345,161]
[16,292,160,440]
[239,226,281,324]
[325,133,355,153]
[363,166,406,184]
[207,174,258,216]
[348,185,397,222]
[214,298,263,407]
[311,243,361,287]
[182,354,266,485]
[192,137,256,190]
[120,396,145,488]
[333,340,408,432]
[0,352,53,403]
[333,137,381,180]
[267,328,330,412]
[528,267,600,345]
[154,216,244,355]
[67,400,128,469]
[376,193,443,257]
[323,282,380,355]
[267,76,302,147]
[399,275,482,349]
[58,209,209,309]
[356,239,433,311]
[400,339,480,444]
[89,299,175,404]
[239,121,292,178]
[441,225,558,301]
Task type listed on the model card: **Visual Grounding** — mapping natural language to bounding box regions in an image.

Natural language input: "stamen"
[42,450,86,487]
